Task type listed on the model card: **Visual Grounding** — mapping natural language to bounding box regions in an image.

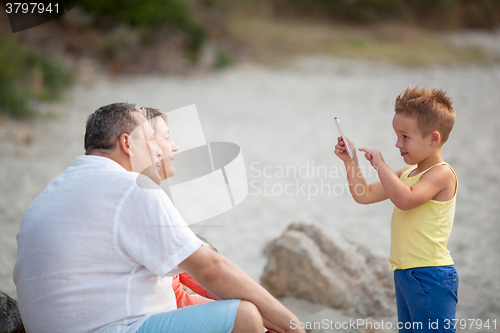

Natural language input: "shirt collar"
[73,155,128,173]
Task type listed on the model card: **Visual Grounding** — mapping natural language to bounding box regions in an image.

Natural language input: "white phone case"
[334,117,353,159]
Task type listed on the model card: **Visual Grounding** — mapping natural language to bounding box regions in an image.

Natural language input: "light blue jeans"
[136,299,240,333]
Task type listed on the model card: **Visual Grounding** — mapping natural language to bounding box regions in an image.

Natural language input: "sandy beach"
[1,56,499,331]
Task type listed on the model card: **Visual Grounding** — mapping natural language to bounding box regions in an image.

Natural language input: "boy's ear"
[430,130,441,146]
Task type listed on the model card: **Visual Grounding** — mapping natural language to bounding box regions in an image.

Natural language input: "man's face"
[129,112,163,184]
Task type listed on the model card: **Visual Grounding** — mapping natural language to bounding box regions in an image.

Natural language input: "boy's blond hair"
[395,86,455,144]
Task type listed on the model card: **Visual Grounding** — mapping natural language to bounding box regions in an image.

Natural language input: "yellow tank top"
[389,162,457,271]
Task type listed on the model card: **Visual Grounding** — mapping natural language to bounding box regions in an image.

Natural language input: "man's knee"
[232,300,262,333]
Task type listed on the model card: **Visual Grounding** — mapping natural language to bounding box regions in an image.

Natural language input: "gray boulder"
[261,223,396,317]
[0,291,23,333]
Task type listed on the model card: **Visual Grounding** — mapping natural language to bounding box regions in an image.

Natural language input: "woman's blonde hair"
[139,107,170,131]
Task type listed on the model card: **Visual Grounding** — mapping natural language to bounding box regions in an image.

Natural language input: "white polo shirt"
[14,155,203,333]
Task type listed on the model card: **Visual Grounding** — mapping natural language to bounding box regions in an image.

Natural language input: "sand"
[1,56,499,331]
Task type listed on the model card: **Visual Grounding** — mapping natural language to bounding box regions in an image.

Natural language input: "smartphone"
[334,117,353,159]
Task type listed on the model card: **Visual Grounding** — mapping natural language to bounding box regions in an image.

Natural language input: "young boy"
[335,86,459,333]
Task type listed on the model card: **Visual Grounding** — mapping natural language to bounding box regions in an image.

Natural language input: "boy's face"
[392,113,435,165]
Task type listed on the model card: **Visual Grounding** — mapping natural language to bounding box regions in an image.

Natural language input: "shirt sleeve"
[116,179,203,277]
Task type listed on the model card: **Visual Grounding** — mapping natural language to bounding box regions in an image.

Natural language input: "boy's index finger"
[358,148,368,152]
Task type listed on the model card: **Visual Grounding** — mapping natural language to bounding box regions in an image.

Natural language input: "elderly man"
[14,103,304,333]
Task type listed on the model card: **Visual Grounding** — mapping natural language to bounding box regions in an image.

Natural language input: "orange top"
[172,275,199,308]
[179,272,210,298]
[173,272,217,308]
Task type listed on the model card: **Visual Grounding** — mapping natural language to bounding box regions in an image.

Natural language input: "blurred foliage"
[227,16,496,66]
[0,36,72,118]
[79,0,207,60]
[214,48,235,69]
[264,0,500,30]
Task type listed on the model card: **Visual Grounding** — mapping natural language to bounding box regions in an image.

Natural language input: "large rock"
[261,223,396,317]
[0,292,23,333]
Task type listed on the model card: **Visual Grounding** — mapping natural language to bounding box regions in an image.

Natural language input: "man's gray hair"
[84,103,140,154]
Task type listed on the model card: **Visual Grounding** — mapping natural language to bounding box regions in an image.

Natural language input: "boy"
[335,86,459,332]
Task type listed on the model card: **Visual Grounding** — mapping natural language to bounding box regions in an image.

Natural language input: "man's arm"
[179,246,304,333]
[179,272,220,300]
[359,148,453,210]
[335,137,388,204]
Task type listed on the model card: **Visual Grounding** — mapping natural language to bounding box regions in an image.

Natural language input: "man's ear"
[118,133,133,157]
[430,130,441,146]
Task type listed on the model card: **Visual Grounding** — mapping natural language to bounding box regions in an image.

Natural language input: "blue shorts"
[136,299,240,333]
[394,265,459,333]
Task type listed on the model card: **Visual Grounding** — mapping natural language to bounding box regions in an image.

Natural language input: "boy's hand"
[334,136,356,162]
[358,148,385,169]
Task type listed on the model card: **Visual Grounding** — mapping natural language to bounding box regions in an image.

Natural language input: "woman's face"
[154,117,179,180]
